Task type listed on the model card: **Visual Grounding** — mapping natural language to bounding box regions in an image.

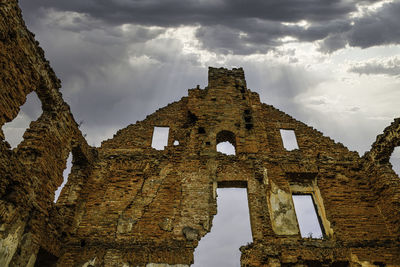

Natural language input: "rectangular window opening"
[292,194,324,239]
[280,129,299,151]
[151,126,169,150]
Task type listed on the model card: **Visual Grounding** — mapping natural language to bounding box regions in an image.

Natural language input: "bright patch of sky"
[292,195,323,239]
[54,153,73,203]
[217,141,236,155]
[193,188,252,267]
[151,127,169,150]
[2,92,42,148]
[390,147,400,177]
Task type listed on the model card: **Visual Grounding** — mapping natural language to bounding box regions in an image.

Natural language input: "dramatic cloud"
[20,0,358,26]
[319,1,400,52]
[348,56,400,77]
[21,0,400,55]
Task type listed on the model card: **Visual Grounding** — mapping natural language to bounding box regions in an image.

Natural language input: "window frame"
[291,192,326,239]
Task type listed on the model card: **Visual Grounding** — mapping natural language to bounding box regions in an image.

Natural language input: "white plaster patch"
[268,181,299,235]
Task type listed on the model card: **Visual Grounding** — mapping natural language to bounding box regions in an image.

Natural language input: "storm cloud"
[319,1,400,52]
[20,0,400,55]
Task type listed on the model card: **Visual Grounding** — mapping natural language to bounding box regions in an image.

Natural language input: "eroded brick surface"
[1,1,400,266]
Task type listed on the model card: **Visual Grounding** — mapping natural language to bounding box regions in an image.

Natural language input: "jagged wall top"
[208,67,246,88]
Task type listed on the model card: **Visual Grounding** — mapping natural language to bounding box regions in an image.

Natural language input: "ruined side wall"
[0,1,95,266]
[362,118,400,237]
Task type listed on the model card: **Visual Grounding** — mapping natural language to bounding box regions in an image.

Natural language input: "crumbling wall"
[0,1,95,266]
[56,68,399,266]
[1,1,400,266]
[362,118,400,237]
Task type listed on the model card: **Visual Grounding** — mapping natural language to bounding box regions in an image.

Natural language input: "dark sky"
[3,0,400,265]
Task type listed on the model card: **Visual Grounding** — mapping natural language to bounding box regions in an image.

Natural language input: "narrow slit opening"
[54,152,73,203]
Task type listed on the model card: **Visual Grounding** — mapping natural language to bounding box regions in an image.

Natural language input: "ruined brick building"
[1,1,400,266]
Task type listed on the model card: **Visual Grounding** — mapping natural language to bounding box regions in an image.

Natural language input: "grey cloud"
[195,24,276,55]
[348,57,400,77]
[318,33,347,53]
[18,0,365,55]
[24,10,205,146]
[348,2,400,48]
[196,18,352,55]
[20,0,358,26]
[319,1,400,53]
[20,0,400,55]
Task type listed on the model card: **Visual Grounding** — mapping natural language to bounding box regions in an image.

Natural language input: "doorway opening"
[193,187,252,267]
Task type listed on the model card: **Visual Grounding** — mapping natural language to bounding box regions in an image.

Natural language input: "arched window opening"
[193,188,252,267]
[2,92,42,148]
[217,142,235,155]
[390,146,400,176]
[216,130,236,155]
[54,152,73,203]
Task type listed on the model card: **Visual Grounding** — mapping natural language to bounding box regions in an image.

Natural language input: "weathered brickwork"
[1,1,400,266]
